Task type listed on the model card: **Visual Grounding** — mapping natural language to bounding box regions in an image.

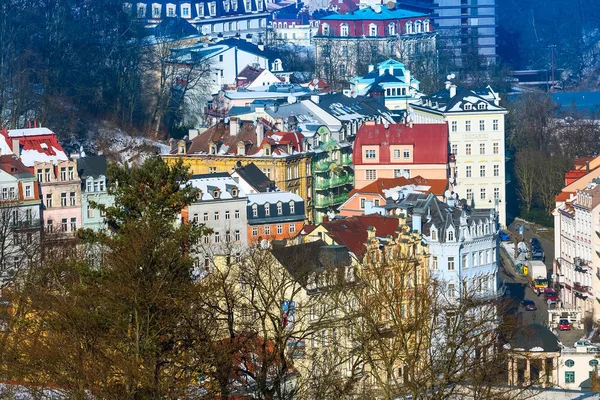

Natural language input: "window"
[87,205,95,218]
[365,149,376,159]
[209,167,217,174]
[493,164,499,176]
[214,232,220,243]
[493,142,499,154]
[94,181,99,192]
[369,23,377,37]
[479,120,485,131]
[234,230,240,242]
[167,6,175,16]
[403,150,410,159]
[87,179,93,192]
[265,225,271,235]
[465,121,471,132]
[374,199,380,207]
[366,170,376,180]
[225,210,230,220]
[60,167,66,181]
[480,187,486,200]
[264,204,270,216]
[341,45,348,57]
[60,193,67,207]
[46,220,53,233]
[431,229,437,241]
[451,144,457,155]
[448,256,455,270]
[68,167,74,180]
[61,218,67,232]
[405,21,413,34]
[565,371,575,383]
[277,203,283,215]
[99,180,105,191]
[590,359,598,367]
[462,253,468,268]
[182,6,189,16]
[225,231,231,242]
[322,23,330,35]
[340,23,349,36]
[464,104,472,110]
[209,2,216,14]
[465,143,471,155]
[432,256,438,269]
[451,121,457,132]
[466,188,473,200]
[448,230,455,241]
[360,198,366,209]
[37,170,43,182]
[69,192,76,206]
[289,202,295,214]
[480,165,485,177]
[472,252,477,266]
[252,205,258,217]
[448,283,456,298]
[25,185,31,198]
[8,187,14,199]
[339,64,346,76]
[252,227,258,236]
[45,194,52,208]
[494,187,500,199]
[235,209,240,218]
[203,212,209,222]
[277,224,283,234]
[465,166,472,178]
[203,235,210,244]
[70,218,76,231]
[493,119,499,131]
[153,6,160,17]
[480,143,485,154]
[289,224,295,234]
[45,168,51,181]
[393,149,401,158]
[214,212,219,221]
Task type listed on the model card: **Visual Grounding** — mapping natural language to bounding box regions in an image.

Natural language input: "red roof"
[321,214,399,259]
[347,175,447,197]
[353,123,448,165]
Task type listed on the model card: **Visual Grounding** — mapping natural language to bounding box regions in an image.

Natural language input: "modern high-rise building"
[397,0,497,66]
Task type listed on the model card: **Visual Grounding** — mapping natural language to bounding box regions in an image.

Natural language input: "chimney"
[11,138,19,157]
[311,94,320,104]
[256,122,265,145]
[368,64,374,72]
[449,85,456,98]
[445,81,451,90]
[257,42,265,51]
[379,67,385,76]
[322,216,329,223]
[404,69,411,85]
[586,161,590,174]
[389,65,393,75]
[229,118,239,137]
[412,213,421,232]
[189,128,199,140]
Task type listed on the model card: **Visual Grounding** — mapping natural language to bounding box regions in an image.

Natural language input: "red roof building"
[353,121,449,189]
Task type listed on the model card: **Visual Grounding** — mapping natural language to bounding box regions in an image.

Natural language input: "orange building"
[247,192,305,244]
[338,176,447,217]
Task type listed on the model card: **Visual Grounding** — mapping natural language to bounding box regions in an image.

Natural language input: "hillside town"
[2,0,600,398]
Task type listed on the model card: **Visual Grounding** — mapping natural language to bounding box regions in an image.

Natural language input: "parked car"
[521,299,537,311]
[544,288,558,303]
[531,237,541,248]
[559,319,572,331]
[574,339,592,348]
[532,249,545,261]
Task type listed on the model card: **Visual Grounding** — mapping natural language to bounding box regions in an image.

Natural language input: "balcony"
[340,155,352,166]
[314,174,354,191]
[574,282,592,299]
[13,219,41,229]
[314,161,331,173]
[313,191,350,208]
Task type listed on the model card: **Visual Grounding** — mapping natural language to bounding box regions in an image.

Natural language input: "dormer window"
[257,0,262,10]
[152,3,161,17]
[368,23,377,37]
[464,103,472,111]
[195,3,204,16]
[340,23,349,36]
[209,143,217,155]
[264,203,270,216]
[178,144,185,154]
[264,146,271,156]
[405,21,413,34]
[415,20,422,33]
[198,190,203,200]
[289,201,295,214]
[423,19,430,32]
[137,3,146,18]
[388,22,396,36]
[231,0,237,10]
[478,103,487,110]
[322,23,330,35]
[166,3,175,16]
[447,229,455,242]
[430,228,437,241]
[237,142,245,155]
[213,188,220,199]
[252,204,258,217]
[231,187,238,197]
[277,202,283,215]
[209,2,216,15]
[245,0,251,11]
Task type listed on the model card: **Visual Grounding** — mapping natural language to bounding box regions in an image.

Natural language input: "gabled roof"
[321,214,400,259]
[233,162,275,192]
[7,127,68,168]
[509,323,560,352]
[154,17,198,38]
[189,173,247,201]
[316,93,394,123]
[76,155,108,180]
[237,65,265,84]
[414,85,504,114]
[0,155,34,180]
[353,123,448,165]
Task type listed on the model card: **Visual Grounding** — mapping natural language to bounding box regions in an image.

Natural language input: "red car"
[544,288,558,304]
[559,319,571,331]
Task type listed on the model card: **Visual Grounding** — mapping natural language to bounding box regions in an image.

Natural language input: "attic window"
[237,142,245,155]
[40,143,48,149]
[264,146,271,156]
[447,229,455,241]
[213,189,220,199]
[464,103,472,111]
[210,144,217,155]
[178,145,185,154]
[478,103,487,110]
[231,188,238,197]
[431,229,437,241]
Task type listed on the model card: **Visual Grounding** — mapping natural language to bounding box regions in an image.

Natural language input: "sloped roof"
[348,176,447,198]
[247,191,303,205]
[270,241,352,286]
[0,155,34,179]
[237,65,265,84]
[189,173,247,201]
[415,86,504,114]
[353,123,448,165]
[234,162,275,192]
[321,214,400,259]
[316,93,393,122]
[7,127,68,168]
[321,5,427,21]
[509,323,560,352]
[154,17,198,38]
[76,155,108,179]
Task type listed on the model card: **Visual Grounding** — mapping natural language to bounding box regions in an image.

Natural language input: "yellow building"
[163,118,313,219]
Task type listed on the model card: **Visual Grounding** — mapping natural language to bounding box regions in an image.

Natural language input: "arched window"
[322,23,330,35]
[423,19,430,32]
[278,22,282,28]
[431,228,437,241]
[283,22,287,28]
[340,23,349,36]
[368,23,377,37]
[405,21,413,34]
[388,22,396,36]
[415,20,422,33]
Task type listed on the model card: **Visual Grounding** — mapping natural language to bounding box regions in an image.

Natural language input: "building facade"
[411,83,507,227]
[353,121,450,190]
[313,5,436,87]
[77,155,113,231]
[247,192,305,243]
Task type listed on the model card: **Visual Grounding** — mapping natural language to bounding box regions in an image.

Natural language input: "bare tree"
[514,149,539,213]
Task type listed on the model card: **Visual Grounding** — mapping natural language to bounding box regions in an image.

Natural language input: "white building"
[187,172,248,271]
[399,192,499,301]
[558,346,600,391]
[269,14,317,47]
[411,83,508,227]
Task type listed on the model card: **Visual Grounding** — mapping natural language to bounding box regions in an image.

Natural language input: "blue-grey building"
[77,155,113,231]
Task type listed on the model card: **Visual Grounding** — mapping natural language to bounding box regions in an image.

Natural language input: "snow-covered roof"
[189,173,247,201]
[7,127,55,137]
[247,191,303,205]
[5,127,69,167]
